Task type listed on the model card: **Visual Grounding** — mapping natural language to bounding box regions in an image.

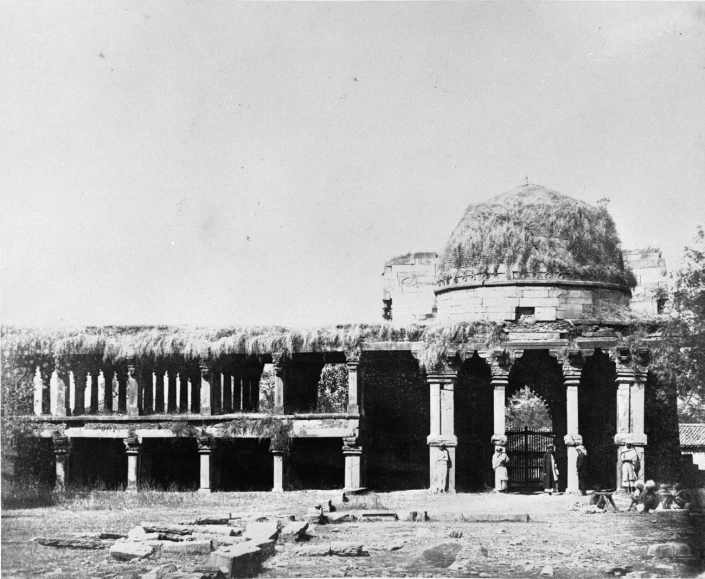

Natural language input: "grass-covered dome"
[439,184,636,288]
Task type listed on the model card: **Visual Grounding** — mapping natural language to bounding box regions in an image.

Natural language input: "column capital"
[197,435,214,453]
[427,435,457,447]
[199,359,213,374]
[491,434,508,446]
[564,434,584,446]
[52,436,70,454]
[344,348,362,366]
[123,437,141,455]
[343,434,362,454]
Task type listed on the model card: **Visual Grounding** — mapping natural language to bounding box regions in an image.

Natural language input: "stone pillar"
[343,434,364,490]
[272,353,286,414]
[39,359,54,415]
[613,352,649,489]
[53,436,70,491]
[561,354,583,495]
[126,360,140,417]
[345,350,362,414]
[53,358,69,417]
[123,437,141,492]
[199,360,213,416]
[425,359,458,494]
[197,436,214,493]
[490,358,510,491]
[272,450,287,492]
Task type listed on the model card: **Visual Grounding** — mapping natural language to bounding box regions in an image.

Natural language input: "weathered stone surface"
[34,537,105,550]
[330,541,363,557]
[208,543,263,579]
[161,539,212,555]
[280,521,308,543]
[389,540,405,551]
[196,525,241,537]
[192,565,227,579]
[306,512,328,524]
[421,543,462,568]
[297,544,332,557]
[128,527,162,542]
[397,511,417,521]
[249,538,276,558]
[141,522,192,536]
[471,545,488,559]
[244,521,280,541]
[109,541,156,561]
[327,513,356,524]
[647,542,693,559]
[140,563,178,579]
[540,565,554,576]
[455,513,530,522]
[99,532,127,540]
[359,511,398,521]
[194,515,231,525]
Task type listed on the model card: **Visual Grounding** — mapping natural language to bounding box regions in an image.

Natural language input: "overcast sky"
[2,2,704,328]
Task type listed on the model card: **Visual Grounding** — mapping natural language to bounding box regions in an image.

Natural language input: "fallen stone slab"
[34,537,106,550]
[110,541,157,561]
[397,511,417,522]
[161,539,213,555]
[139,563,178,579]
[208,542,264,578]
[99,532,127,540]
[359,511,398,521]
[327,512,356,524]
[540,564,554,576]
[454,513,530,523]
[330,542,364,557]
[244,521,280,541]
[194,525,241,537]
[421,543,462,568]
[297,544,332,557]
[128,527,162,542]
[280,521,309,543]
[647,542,694,559]
[192,534,248,548]
[195,515,231,525]
[249,538,276,558]
[141,522,193,536]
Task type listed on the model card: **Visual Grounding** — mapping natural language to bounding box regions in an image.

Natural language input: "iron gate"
[505,428,554,486]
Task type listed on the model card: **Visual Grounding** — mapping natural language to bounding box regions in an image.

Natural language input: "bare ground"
[2,490,704,579]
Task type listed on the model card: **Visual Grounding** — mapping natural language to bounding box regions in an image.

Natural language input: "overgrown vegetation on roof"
[439,185,637,288]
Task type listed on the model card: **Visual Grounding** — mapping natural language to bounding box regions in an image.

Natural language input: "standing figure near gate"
[542,444,559,494]
[576,444,588,496]
[620,443,640,493]
[435,444,451,493]
[492,446,509,492]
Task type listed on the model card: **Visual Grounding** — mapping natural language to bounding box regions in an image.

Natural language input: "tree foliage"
[652,227,705,422]
[505,386,552,430]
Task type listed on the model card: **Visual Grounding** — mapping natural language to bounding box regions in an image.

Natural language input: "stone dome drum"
[434,184,636,323]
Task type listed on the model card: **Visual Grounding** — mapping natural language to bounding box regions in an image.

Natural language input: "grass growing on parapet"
[439,185,637,288]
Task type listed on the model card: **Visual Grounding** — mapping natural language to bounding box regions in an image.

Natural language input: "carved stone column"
[123,437,141,492]
[612,349,649,489]
[488,351,512,491]
[199,360,213,416]
[53,436,70,491]
[197,436,214,493]
[271,450,287,492]
[53,357,70,417]
[272,353,287,415]
[343,433,364,490]
[560,351,584,495]
[345,349,362,415]
[423,356,459,494]
[126,360,140,417]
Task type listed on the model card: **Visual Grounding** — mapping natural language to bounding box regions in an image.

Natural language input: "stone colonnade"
[421,347,649,494]
[48,349,365,493]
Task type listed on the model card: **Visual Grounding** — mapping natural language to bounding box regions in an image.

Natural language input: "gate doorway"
[506,427,554,488]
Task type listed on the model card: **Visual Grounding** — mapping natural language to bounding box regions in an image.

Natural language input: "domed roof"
[438,184,636,288]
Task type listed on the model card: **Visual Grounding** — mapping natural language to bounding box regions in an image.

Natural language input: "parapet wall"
[622,249,668,314]
[435,281,630,322]
[382,252,439,324]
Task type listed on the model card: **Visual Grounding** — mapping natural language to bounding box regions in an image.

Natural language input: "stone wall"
[381,252,439,324]
[622,249,669,314]
[435,282,630,322]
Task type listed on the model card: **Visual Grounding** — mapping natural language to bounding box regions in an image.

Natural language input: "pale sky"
[2,2,704,327]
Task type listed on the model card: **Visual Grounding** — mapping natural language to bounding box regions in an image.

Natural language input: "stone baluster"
[345,349,362,415]
[126,360,140,417]
[271,450,287,492]
[123,437,141,492]
[272,353,287,414]
[197,436,215,493]
[199,360,213,416]
[53,436,70,491]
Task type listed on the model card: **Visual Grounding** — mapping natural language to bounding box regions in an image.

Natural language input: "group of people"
[627,480,693,513]
[492,443,589,494]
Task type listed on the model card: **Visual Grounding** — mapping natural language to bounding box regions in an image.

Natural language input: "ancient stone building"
[1,184,679,495]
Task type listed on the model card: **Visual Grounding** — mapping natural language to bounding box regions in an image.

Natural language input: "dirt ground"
[2,490,704,579]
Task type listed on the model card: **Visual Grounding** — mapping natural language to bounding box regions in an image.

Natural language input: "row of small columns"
[421,348,649,494]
